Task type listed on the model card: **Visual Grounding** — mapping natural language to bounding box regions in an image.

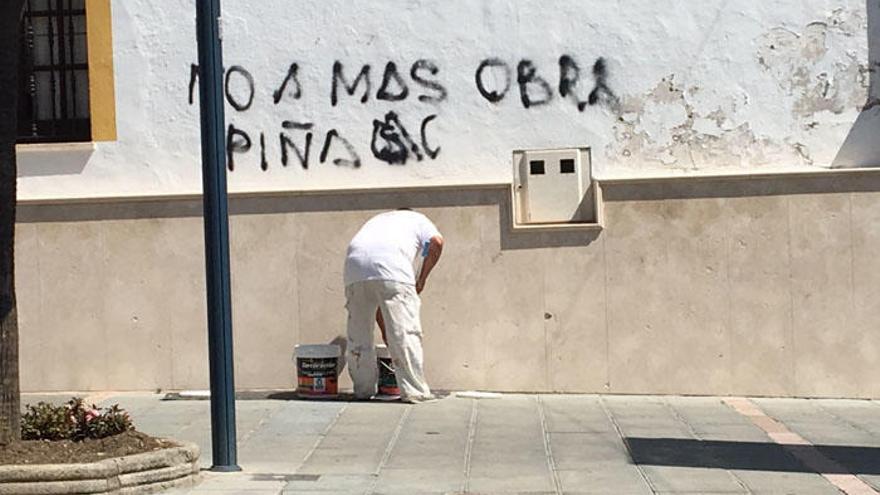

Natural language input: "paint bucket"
[293,344,340,398]
[376,344,400,396]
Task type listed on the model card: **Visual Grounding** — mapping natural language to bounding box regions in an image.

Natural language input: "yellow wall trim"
[85,0,116,141]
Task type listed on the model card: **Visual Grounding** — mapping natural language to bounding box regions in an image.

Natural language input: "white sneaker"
[373,394,401,401]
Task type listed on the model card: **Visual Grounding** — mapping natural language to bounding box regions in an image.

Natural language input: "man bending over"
[343,209,444,403]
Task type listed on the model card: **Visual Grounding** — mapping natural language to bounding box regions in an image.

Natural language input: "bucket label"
[297,357,338,396]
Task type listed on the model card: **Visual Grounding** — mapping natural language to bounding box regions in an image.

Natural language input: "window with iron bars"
[18,0,91,144]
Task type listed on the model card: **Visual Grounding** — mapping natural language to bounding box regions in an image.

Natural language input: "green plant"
[21,398,133,441]
[20,402,73,441]
[82,404,133,440]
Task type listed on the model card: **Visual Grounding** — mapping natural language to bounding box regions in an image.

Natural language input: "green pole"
[195,0,240,472]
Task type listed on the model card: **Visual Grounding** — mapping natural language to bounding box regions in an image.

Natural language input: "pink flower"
[85,409,100,422]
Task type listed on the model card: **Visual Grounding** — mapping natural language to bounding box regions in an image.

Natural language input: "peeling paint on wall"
[608,7,870,172]
[609,76,785,169]
[757,9,868,117]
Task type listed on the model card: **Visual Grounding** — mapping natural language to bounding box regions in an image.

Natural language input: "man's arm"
[416,235,443,294]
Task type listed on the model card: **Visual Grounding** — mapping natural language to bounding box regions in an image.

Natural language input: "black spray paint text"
[187,55,616,171]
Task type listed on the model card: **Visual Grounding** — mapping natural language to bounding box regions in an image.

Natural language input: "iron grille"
[18,0,91,143]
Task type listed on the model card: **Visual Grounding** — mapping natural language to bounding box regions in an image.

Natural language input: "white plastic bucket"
[293,344,341,397]
[376,344,400,396]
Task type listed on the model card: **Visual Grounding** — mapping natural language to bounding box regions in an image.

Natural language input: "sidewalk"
[23,392,880,494]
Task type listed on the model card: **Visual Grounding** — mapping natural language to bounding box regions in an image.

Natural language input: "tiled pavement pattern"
[22,393,880,494]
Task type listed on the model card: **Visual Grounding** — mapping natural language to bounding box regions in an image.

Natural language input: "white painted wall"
[17,0,876,200]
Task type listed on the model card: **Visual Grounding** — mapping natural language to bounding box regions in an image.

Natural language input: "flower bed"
[0,398,201,494]
[0,441,200,494]
[0,430,176,465]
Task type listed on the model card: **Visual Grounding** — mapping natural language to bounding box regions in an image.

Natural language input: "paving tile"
[385,445,467,470]
[640,465,747,493]
[467,466,556,494]
[733,470,841,494]
[297,403,407,475]
[860,474,880,491]
[601,397,690,438]
[557,465,652,494]
[282,473,373,493]
[541,395,613,434]
[666,397,770,442]
[602,401,691,439]
[238,402,285,442]
[372,468,463,494]
[550,433,632,468]
[190,472,287,492]
[239,402,347,467]
[239,437,322,472]
[467,396,555,493]
[806,400,880,443]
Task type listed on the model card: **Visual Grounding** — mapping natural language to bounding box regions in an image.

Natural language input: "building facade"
[14,0,880,397]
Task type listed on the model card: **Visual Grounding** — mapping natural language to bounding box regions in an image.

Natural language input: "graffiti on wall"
[187,56,618,171]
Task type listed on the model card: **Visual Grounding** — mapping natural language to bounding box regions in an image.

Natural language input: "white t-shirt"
[344,210,442,286]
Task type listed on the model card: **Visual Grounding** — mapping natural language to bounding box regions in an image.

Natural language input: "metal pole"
[195,0,240,472]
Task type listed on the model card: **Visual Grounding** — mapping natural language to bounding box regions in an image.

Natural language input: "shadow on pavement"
[627,437,880,475]
[160,390,451,403]
[161,390,366,402]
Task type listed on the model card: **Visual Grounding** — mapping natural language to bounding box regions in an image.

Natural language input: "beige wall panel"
[606,198,730,395]
[726,196,794,396]
[543,241,607,393]
[294,210,373,344]
[101,219,174,390]
[605,200,675,393]
[160,217,209,391]
[229,213,301,389]
[447,198,549,392]
[31,222,108,391]
[849,192,880,397]
[789,193,860,397]
[15,224,43,392]
[478,247,548,391]
[662,198,731,394]
[419,205,493,391]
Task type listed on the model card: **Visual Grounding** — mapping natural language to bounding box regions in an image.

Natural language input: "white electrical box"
[512,147,597,226]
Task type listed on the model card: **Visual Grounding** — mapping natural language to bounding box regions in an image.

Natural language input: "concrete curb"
[0,442,201,494]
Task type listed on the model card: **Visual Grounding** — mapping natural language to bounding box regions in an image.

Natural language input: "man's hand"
[416,277,425,294]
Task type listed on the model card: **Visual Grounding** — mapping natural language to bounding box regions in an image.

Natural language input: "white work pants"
[344,280,431,400]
